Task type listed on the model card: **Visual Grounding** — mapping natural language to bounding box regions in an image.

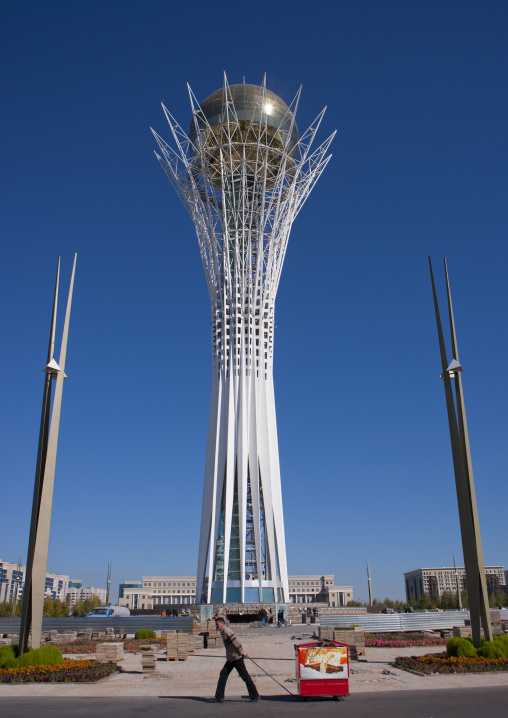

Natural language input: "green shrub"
[477,641,505,659]
[16,646,63,667]
[1,658,18,669]
[0,645,17,668]
[446,637,477,658]
[493,635,508,654]
[135,629,156,640]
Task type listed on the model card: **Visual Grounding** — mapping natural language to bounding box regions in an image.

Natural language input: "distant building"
[0,558,69,603]
[404,566,505,601]
[287,575,353,606]
[119,581,142,601]
[69,579,82,589]
[119,574,353,609]
[66,587,107,606]
[120,576,197,609]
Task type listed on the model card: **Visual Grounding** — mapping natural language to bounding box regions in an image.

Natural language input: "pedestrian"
[212,617,260,703]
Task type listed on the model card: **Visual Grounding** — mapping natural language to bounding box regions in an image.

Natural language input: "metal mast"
[429,257,492,646]
[152,74,334,604]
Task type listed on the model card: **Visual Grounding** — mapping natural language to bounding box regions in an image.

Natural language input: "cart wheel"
[333,695,339,701]
[303,697,310,702]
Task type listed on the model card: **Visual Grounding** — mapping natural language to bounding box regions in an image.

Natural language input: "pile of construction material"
[96,642,124,662]
[166,631,188,661]
[198,619,221,649]
[194,635,205,650]
[318,625,365,659]
[455,611,505,638]
[140,644,157,672]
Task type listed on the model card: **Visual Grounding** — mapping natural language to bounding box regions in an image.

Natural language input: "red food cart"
[295,640,349,701]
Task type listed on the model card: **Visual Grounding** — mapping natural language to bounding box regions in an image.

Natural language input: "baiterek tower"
[152,75,334,604]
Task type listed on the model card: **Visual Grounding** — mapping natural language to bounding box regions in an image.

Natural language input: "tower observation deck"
[152,75,334,604]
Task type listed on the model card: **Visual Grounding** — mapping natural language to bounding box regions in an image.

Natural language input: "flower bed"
[395,652,508,674]
[58,639,97,654]
[365,632,446,648]
[0,659,118,683]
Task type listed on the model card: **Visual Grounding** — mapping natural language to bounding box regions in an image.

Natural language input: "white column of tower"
[152,74,334,604]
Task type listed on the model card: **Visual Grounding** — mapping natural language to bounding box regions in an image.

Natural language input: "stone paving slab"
[0,634,507,697]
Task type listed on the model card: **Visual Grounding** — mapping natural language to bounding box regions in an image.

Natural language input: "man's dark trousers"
[215,657,259,700]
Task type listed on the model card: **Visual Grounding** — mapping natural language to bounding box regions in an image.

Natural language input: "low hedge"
[0,644,63,669]
[447,635,508,659]
[134,629,157,640]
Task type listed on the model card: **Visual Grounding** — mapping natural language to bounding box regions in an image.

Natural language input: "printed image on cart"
[298,644,348,679]
[295,641,349,700]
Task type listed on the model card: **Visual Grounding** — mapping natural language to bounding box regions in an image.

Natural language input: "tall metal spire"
[20,255,77,651]
[429,257,491,646]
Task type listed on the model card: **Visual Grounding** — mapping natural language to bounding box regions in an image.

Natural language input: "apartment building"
[404,566,505,601]
[0,558,70,603]
[67,587,107,605]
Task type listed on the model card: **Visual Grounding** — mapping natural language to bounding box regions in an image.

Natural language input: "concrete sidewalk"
[1,632,507,698]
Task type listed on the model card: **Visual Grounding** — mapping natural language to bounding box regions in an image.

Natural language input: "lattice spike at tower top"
[152,74,334,604]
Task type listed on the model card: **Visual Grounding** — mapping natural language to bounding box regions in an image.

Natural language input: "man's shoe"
[210,698,224,703]
[250,697,261,702]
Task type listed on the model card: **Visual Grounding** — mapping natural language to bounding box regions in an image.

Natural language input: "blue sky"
[1,0,507,602]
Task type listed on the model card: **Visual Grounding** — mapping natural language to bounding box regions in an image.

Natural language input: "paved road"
[2,687,507,717]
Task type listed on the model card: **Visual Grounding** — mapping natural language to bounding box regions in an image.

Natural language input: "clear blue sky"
[1,0,507,602]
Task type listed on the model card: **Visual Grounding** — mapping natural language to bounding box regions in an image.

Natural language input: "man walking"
[213,617,260,702]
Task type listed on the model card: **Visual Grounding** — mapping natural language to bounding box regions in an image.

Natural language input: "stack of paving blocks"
[490,611,503,635]
[105,627,115,640]
[140,644,157,672]
[178,632,189,659]
[186,634,195,654]
[456,611,504,638]
[166,631,178,660]
[59,632,78,643]
[96,642,124,662]
[318,626,365,659]
[206,620,221,649]
[166,631,189,660]
[453,626,475,638]
[194,635,205,650]
[333,628,366,659]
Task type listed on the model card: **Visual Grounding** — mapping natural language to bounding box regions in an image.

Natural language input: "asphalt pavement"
[1,687,507,718]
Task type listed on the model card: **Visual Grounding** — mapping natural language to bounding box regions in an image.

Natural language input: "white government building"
[119,574,353,610]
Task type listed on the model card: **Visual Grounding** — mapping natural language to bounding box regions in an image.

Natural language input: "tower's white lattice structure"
[152,75,334,604]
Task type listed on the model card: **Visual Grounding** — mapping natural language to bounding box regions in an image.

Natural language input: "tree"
[439,590,459,610]
[0,600,22,617]
[489,589,508,608]
[415,593,433,610]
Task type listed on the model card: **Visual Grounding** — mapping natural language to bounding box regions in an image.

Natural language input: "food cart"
[295,640,349,701]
